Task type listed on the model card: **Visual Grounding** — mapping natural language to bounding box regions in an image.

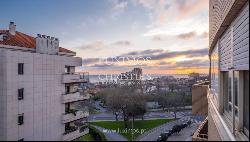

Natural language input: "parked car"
[157,133,169,141]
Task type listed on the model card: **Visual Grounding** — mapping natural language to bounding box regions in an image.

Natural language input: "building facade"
[0,22,89,141]
[192,81,209,116]
[193,0,249,141]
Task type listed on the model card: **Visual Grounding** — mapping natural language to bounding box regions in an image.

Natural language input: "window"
[65,85,70,94]
[244,71,249,136]
[233,71,239,117]
[18,138,24,141]
[65,103,70,113]
[223,72,229,112]
[18,88,24,100]
[65,66,70,74]
[18,114,24,125]
[223,71,239,117]
[18,63,24,75]
[211,45,219,95]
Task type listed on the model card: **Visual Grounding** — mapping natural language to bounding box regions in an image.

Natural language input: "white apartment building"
[193,0,249,141]
[0,22,90,141]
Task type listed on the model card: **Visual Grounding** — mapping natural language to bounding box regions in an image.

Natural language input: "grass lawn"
[90,118,174,141]
[75,134,95,141]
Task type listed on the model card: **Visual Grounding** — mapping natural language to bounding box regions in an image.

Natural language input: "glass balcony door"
[223,71,239,134]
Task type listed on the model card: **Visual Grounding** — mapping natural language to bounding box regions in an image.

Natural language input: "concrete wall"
[0,47,82,141]
[192,83,209,116]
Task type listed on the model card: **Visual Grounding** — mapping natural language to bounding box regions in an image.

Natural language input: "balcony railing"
[192,117,208,141]
[62,110,89,123]
[63,127,89,141]
[62,73,89,83]
[62,92,90,103]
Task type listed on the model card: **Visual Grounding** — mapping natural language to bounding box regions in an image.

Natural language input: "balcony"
[62,92,90,103]
[62,110,89,123]
[192,117,208,141]
[62,73,89,84]
[63,126,89,141]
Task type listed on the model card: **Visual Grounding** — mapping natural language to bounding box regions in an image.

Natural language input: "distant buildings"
[117,68,143,87]
[193,0,249,141]
[0,22,89,141]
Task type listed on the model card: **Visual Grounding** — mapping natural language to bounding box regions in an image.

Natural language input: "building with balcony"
[0,22,89,141]
[193,0,249,141]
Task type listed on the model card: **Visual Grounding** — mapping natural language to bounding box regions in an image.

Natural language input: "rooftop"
[0,29,76,54]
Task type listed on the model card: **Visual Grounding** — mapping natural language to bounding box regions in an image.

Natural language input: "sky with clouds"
[0,0,209,75]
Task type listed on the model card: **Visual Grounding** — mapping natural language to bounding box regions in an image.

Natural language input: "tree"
[128,93,146,123]
[168,94,184,119]
[156,94,167,111]
[168,83,177,93]
[103,87,147,128]
[106,89,122,121]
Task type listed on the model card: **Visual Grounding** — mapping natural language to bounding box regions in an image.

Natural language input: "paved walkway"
[137,117,200,141]
[92,125,128,141]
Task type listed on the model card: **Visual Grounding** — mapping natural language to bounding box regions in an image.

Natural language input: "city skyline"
[1,0,209,74]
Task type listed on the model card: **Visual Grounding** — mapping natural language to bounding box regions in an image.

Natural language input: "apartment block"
[193,0,249,141]
[0,22,90,141]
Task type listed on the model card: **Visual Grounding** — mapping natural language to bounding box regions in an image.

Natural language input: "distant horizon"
[87,73,209,76]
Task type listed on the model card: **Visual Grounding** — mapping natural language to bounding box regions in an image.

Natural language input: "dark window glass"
[223,72,229,112]
[18,114,24,125]
[18,88,24,100]
[228,72,232,103]
[234,72,239,107]
[66,86,70,94]
[228,105,232,112]
[65,103,70,113]
[18,63,24,75]
[65,66,70,74]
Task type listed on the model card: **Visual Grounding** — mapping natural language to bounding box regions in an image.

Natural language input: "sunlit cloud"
[80,47,209,74]
[3,0,210,75]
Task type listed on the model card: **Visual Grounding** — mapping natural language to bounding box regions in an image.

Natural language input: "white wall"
[0,47,82,141]
[219,3,249,71]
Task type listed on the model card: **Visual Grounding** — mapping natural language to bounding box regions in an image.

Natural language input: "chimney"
[37,34,42,38]
[9,22,16,35]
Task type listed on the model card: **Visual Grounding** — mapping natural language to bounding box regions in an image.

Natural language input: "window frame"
[18,63,24,75]
[222,71,240,125]
[18,114,24,125]
[18,88,24,100]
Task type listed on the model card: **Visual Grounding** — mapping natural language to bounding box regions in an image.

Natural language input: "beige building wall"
[0,46,82,141]
[192,83,208,116]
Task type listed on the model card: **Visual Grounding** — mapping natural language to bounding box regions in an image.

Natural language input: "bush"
[89,125,107,141]
[65,109,78,116]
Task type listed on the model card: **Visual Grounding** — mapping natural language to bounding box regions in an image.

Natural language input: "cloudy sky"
[1,0,209,75]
